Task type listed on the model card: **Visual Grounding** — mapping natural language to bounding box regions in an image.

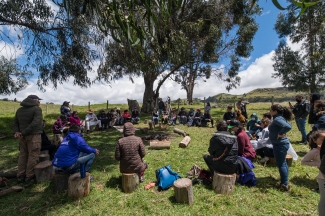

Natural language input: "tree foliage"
[272,1,325,92]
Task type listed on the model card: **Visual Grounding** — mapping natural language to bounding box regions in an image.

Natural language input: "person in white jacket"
[255,118,274,163]
[85,109,102,133]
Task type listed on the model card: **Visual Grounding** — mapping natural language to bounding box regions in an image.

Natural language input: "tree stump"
[268,154,293,166]
[212,172,236,195]
[173,178,194,205]
[140,128,149,134]
[158,123,167,130]
[122,173,139,193]
[39,154,50,162]
[148,120,154,130]
[34,161,53,183]
[149,140,171,150]
[144,119,149,124]
[40,150,49,154]
[68,172,90,198]
[173,128,189,137]
[0,186,23,197]
[53,173,70,193]
[179,136,191,148]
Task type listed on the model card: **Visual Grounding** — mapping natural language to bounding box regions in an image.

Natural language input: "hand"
[14,132,22,138]
[95,149,100,155]
[255,123,260,127]
[277,134,286,139]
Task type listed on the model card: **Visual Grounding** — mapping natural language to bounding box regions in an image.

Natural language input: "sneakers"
[140,176,145,183]
[17,175,25,183]
[25,175,35,183]
[259,157,270,164]
[275,184,290,191]
[299,139,307,145]
[186,164,201,179]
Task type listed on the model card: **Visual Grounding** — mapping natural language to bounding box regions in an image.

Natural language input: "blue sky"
[0,1,300,106]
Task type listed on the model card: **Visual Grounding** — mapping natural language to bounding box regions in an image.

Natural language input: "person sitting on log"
[203,121,238,176]
[228,120,256,161]
[131,107,140,124]
[246,113,262,139]
[53,115,70,139]
[115,108,122,125]
[202,109,214,127]
[162,111,169,124]
[193,108,203,127]
[85,109,102,134]
[255,118,274,163]
[107,109,116,128]
[122,110,132,124]
[115,122,147,182]
[41,120,57,159]
[236,109,247,125]
[178,107,188,125]
[60,101,71,117]
[187,108,195,126]
[69,111,84,132]
[152,108,159,124]
[223,106,236,124]
[52,124,99,177]
[170,110,177,126]
[97,109,109,129]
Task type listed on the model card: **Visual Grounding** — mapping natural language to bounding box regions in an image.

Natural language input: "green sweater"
[13,98,43,136]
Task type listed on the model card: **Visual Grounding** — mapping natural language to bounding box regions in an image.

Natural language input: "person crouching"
[115,122,147,182]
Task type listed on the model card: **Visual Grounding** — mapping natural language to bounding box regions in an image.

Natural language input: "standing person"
[223,106,236,124]
[289,95,310,144]
[158,98,165,117]
[12,95,43,183]
[308,93,321,126]
[115,122,147,182]
[60,101,71,117]
[269,104,293,191]
[236,99,248,119]
[205,102,211,114]
[41,120,57,159]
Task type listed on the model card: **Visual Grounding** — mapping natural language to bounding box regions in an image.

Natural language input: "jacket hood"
[251,113,258,119]
[20,97,39,107]
[66,131,82,140]
[123,122,135,136]
[311,93,321,103]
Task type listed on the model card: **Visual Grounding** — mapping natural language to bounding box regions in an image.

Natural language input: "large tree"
[272,1,325,92]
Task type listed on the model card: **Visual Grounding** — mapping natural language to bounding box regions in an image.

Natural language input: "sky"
[0,1,300,106]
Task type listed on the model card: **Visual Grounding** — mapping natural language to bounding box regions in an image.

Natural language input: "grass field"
[0,101,320,215]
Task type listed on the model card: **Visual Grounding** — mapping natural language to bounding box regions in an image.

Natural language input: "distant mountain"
[204,87,324,103]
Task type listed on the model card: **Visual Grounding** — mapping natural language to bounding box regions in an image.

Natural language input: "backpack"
[155,165,181,190]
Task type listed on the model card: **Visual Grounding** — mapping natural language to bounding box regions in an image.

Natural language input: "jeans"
[60,152,95,175]
[178,116,187,124]
[295,118,307,139]
[132,117,140,123]
[158,109,163,117]
[152,117,159,123]
[273,143,289,185]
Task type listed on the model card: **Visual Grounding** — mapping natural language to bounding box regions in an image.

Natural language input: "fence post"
[46,105,48,114]
[71,104,74,112]
[88,102,90,110]
[177,98,180,111]
[271,96,274,106]
[106,100,109,111]
[204,97,206,109]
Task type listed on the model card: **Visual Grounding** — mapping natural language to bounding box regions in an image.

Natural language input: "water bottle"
[80,164,85,178]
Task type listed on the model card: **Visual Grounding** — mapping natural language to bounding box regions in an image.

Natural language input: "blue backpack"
[155,165,181,190]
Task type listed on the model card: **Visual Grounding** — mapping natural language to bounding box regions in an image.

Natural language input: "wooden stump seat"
[39,154,50,162]
[68,172,90,198]
[122,173,139,193]
[53,173,70,193]
[212,172,236,195]
[34,160,53,183]
[268,154,293,166]
[173,178,194,205]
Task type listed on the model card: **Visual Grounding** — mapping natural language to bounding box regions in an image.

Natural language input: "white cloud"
[0,41,24,59]
[261,10,271,16]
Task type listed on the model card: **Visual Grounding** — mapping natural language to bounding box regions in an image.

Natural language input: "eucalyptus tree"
[272,1,325,92]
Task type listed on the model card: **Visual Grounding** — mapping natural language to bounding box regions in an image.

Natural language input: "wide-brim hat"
[28,95,42,100]
[88,109,94,113]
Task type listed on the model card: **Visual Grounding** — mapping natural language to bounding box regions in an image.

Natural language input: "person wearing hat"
[228,120,256,161]
[52,124,99,176]
[178,107,187,125]
[60,101,71,117]
[13,95,43,183]
[193,108,203,126]
[289,94,310,144]
[131,107,140,124]
[85,109,102,133]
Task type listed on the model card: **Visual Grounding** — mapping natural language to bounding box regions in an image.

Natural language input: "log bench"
[68,172,90,198]
[39,154,50,162]
[149,140,171,150]
[173,178,194,205]
[179,136,191,148]
[122,173,139,193]
[212,172,236,195]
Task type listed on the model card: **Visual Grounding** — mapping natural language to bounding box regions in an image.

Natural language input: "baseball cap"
[28,95,42,100]
[228,120,240,129]
[197,108,200,111]
[88,109,94,113]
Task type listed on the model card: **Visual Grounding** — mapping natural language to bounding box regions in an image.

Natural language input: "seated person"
[41,120,57,159]
[255,118,274,163]
[69,111,84,132]
[85,109,102,133]
[52,124,99,175]
[236,109,246,125]
[202,109,214,127]
[228,120,256,161]
[115,122,147,182]
[246,113,262,138]
[170,110,177,126]
[122,110,132,123]
[115,108,122,125]
[162,111,169,124]
[193,108,203,127]
[52,115,70,142]
[178,107,188,125]
[60,101,71,117]
[203,121,238,175]
[152,108,159,124]
[97,109,109,129]
[107,109,116,128]
[223,106,236,124]
[131,107,140,124]
[187,108,195,126]
[262,112,272,121]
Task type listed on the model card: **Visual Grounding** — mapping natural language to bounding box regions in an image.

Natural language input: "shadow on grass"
[291,176,318,189]
[254,176,278,192]
[296,151,308,158]
[105,176,122,190]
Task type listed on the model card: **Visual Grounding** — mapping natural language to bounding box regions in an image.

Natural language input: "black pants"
[256,147,274,158]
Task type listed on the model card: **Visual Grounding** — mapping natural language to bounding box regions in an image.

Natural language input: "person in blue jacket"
[269,104,293,191]
[246,113,262,138]
[52,124,99,175]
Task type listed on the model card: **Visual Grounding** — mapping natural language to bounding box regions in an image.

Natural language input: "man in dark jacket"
[289,95,310,144]
[115,122,147,182]
[52,124,99,175]
[178,107,187,125]
[158,98,165,117]
[13,95,43,183]
[193,108,203,126]
[308,93,321,125]
[223,106,236,124]
[203,121,238,175]
[131,107,140,124]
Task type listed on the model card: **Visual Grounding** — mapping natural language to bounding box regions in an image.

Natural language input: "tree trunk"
[141,76,155,113]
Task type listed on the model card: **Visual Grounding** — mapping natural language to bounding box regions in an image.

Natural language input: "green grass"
[0,102,320,215]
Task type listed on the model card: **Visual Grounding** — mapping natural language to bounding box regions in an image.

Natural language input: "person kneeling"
[203,121,238,176]
[52,124,99,177]
[115,122,147,182]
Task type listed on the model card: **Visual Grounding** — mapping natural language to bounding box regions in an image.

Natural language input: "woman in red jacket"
[228,120,256,161]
